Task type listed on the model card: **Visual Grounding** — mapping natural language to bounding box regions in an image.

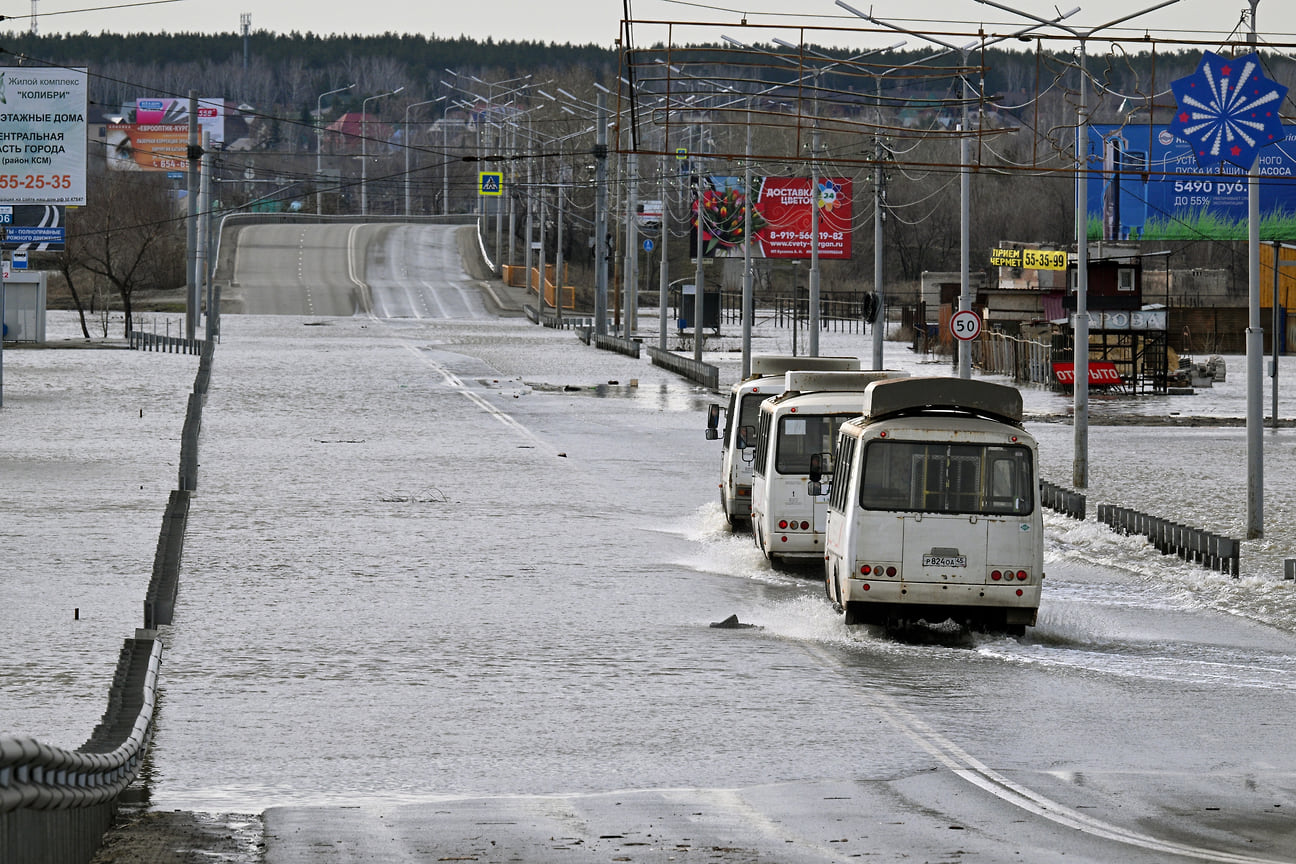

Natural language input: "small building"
[323,113,393,155]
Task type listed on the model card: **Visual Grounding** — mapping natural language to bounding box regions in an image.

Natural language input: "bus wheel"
[843,602,863,626]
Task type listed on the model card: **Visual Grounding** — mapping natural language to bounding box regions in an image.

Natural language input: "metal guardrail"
[129,331,205,355]
[1040,480,1086,520]
[2,299,221,862]
[576,328,641,358]
[145,490,191,630]
[1,638,163,864]
[1096,504,1241,577]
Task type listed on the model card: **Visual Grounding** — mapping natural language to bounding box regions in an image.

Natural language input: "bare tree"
[68,168,187,336]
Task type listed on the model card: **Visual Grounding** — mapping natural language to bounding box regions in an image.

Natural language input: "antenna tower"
[30,0,37,35]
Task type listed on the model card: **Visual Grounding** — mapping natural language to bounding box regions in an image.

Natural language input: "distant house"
[323,112,393,154]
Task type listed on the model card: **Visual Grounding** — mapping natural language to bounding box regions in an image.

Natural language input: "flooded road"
[4,223,1296,861]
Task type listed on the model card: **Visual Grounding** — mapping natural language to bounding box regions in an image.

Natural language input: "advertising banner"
[0,203,65,250]
[0,67,88,205]
[691,175,853,259]
[106,123,189,172]
[1087,123,1296,241]
[135,97,225,144]
[1052,361,1123,386]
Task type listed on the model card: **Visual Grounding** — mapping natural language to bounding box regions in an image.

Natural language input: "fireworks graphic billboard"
[1169,51,1287,172]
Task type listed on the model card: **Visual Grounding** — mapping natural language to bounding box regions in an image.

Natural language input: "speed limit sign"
[950,309,981,341]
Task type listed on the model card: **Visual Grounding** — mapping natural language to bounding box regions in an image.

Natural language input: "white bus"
[749,370,905,565]
[823,377,1043,635]
[705,354,860,527]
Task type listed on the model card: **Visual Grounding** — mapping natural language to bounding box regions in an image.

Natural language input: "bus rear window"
[860,440,1033,516]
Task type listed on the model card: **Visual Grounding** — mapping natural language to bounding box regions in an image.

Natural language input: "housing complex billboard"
[0,67,88,205]
[691,175,853,259]
[1086,123,1296,241]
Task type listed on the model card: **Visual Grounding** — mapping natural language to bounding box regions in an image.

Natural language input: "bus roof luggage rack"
[863,377,1024,425]
[783,369,907,395]
[748,354,860,379]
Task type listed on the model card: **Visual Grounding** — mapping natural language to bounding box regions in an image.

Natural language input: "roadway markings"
[800,643,1287,864]
[400,343,545,446]
[346,223,375,316]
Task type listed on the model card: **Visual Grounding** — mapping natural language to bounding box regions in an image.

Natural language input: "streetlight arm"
[976,0,1169,41]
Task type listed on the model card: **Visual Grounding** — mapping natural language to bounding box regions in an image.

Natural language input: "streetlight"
[837,1,1076,379]
[405,96,444,215]
[317,82,354,215]
[361,86,404,215]
[974,0,1181,489]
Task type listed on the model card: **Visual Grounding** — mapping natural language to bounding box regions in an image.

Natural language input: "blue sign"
[1086,124,1296,241]
[642,238,654,252]
[1170,51,1287,172]
[5,226,66,244]
[477,171,503,196]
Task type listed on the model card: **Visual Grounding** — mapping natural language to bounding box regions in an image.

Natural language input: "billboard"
[691,175,853,259]
[106,123,188,172]
[0,67,88,205]
[1087,124,1296,241]
[0,204,65,250]
[135,97,225,145]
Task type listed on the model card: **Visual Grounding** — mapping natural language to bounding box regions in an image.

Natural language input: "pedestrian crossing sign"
[478,171,504,196]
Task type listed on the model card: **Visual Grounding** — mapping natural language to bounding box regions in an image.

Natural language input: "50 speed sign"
[949,309,981,341]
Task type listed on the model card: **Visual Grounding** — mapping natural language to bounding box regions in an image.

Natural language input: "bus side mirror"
[808,480,828,497]
[706,403,721,430]
[705,428,719,440]
[808,453,823,484]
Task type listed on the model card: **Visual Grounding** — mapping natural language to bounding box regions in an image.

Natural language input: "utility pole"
[808,86,822,357]
[1246,0,1263,537]
[657,152,670,352]
[186,91,199,340]
[593,93,610,336]
[742,97,754,378]
[693,132,705,364]
[623,152,638,337]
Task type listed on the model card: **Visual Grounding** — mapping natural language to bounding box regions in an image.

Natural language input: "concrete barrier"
[645,346,719,390]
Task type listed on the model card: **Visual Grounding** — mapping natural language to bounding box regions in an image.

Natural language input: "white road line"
[800,643,1288,864]
[400,343,544,446]
[346,223,376,318]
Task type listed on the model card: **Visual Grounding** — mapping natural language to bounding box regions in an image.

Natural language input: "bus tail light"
[778,519,788,529]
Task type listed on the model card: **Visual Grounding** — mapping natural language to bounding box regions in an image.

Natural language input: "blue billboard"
[1086,124,1296,241]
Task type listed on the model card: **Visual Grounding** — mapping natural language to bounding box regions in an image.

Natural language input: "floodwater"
[4,289,1296,859]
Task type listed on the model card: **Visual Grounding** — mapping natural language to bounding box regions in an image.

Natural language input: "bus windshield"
[860,440,1033,516]
[775,413,857,474]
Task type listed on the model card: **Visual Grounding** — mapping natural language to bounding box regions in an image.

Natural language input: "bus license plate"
[922,554,966,568]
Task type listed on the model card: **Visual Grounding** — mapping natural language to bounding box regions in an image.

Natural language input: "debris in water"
[710,614,757,629]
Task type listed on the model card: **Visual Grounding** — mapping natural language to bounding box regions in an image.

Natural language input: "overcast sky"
[8,0,1296,53]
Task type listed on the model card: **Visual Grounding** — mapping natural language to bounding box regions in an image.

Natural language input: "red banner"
[690,175,852,260]
[1052,362,1123,386]
[753,176,852,259]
